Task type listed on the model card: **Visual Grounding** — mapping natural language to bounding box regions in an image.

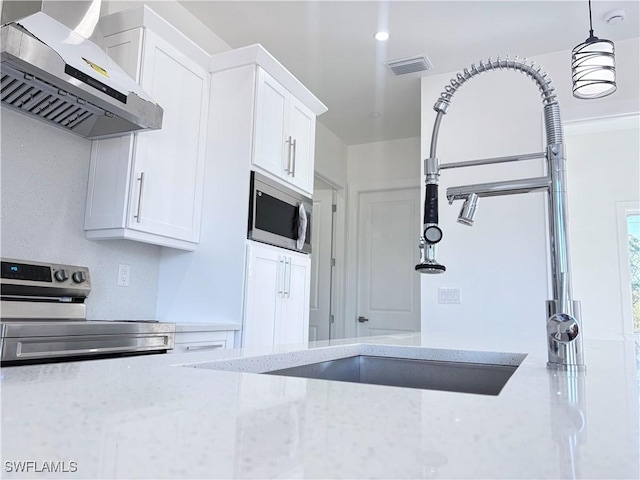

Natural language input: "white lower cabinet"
[170,329,236,354]
[243,242,310,348]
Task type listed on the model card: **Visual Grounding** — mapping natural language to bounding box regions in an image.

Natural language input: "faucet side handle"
[546,300,585,371]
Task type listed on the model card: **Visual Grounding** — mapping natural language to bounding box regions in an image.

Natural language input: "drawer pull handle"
[185,344,223,351]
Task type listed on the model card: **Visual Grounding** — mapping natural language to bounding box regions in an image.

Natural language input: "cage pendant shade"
[572,36,617,99]
[572,0,617,100]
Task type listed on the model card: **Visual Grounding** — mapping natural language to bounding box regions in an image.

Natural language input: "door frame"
[313,172,346,340]
[344,179,421,339]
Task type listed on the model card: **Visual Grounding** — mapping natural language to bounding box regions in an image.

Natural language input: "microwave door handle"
[296,203,308,250]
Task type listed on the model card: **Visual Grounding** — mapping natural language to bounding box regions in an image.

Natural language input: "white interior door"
[356,187,421,337]
[309,189,334,341]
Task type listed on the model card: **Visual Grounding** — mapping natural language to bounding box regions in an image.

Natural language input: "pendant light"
[572,0,617,99]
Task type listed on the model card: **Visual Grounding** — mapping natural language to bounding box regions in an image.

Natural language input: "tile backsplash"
[1,109,160,320]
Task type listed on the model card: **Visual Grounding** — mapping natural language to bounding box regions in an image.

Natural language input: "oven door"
[249,172,311,253]
[0,321,175,365]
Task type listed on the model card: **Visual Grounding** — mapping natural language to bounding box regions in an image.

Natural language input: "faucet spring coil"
[544,104,565,144]
[436,56,558,110]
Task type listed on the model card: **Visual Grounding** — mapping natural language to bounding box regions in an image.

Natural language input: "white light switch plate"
[438,288,461,304]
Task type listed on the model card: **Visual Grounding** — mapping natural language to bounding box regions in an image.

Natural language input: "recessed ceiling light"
[374,31,389,41]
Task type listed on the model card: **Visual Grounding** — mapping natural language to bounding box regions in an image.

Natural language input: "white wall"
[420,38,640,351]
[347,136,420,185]
[0,109,161,320]
[566,116,640,339]
[315,122,348,189]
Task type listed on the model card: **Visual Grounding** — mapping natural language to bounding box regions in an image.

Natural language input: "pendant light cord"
[588,0,594,37]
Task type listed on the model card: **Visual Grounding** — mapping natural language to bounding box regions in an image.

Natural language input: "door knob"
[358,316,369,323]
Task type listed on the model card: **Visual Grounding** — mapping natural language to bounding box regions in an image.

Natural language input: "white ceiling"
[179,1,640,146]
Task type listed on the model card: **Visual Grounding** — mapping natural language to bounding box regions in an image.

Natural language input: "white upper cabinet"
[127,31,207,242]
[253,69,316,194]
[84,10,209,250]
[208,44,327,197]
[253,69,288,178]
[287,96,315,192]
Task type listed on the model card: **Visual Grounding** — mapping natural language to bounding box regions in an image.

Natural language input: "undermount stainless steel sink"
[264,355,520,395]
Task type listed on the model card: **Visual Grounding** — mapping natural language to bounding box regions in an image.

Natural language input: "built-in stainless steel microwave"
[248,172,312,254]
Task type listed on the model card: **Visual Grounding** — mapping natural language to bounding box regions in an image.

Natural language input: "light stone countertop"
[1,333,638,479]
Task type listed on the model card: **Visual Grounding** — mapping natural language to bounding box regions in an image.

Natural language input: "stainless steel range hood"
[1,1,163,139]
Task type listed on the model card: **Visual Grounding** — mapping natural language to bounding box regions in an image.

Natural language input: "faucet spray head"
[415,237,446,274]
[457,193,479,226]
[418,157,446,273]
[415,261,446,274]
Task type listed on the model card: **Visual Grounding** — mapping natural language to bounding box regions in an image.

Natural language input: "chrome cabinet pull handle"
[186,344,223,351]
[291,139,297,177]
[278,258,285,295]
[285,257,291,297]
[134,171,145,223]
[285,136,293,175]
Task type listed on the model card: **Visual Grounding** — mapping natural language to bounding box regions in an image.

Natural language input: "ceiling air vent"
[385,55,433,76]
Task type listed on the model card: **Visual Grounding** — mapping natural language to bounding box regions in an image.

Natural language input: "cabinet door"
[243,243,282,348]
[253,68,289,178]
[287,98,316,194]
[127,30,208,242]
[84,30,144,231]
[276,254,310,346]
[102,29,144,81]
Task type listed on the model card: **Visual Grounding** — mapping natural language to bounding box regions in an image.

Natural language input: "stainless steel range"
[0,258,175,365]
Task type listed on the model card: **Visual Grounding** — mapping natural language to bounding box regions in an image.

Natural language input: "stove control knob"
[54,269,69,282]
[72,271,87,284]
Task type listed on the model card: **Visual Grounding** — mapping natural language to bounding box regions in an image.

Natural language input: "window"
[616,202,640,336]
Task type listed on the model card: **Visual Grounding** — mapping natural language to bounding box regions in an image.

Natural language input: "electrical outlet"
[438,288,461,304]
[117,264,130,287]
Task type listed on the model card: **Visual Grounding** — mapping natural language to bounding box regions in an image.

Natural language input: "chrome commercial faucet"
[417,56,585,371]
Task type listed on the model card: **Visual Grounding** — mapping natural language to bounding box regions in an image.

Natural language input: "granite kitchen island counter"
[1,334,638,479]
